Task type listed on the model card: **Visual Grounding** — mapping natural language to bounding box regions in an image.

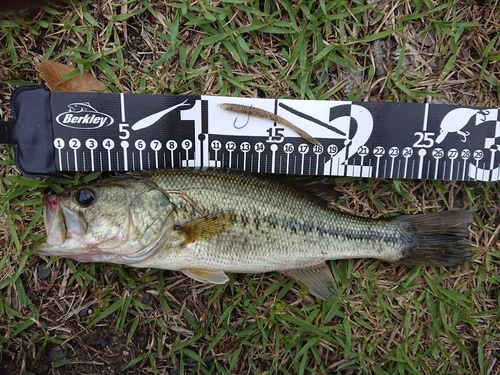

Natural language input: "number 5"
[119,123,130,139]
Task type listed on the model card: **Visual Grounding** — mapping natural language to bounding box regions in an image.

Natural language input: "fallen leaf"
[34,60,109,92]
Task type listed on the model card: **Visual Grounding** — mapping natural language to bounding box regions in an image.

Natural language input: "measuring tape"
[3,86,500,181]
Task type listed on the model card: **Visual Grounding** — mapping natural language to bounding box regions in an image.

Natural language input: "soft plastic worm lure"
[218,103,321,147]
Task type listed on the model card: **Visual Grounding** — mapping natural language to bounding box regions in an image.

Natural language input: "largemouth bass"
[32,169,472,300]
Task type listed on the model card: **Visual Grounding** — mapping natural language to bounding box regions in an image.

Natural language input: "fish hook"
[233,113,250,129]
[478,110,490,122]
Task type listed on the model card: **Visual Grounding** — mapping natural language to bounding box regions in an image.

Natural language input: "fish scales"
[32,169,473,300]
[139,170,407,271]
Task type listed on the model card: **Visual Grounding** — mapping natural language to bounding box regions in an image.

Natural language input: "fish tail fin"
[393,210,473,267]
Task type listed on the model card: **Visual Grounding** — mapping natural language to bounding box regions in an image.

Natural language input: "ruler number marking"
[413,132,435,148]
[266,127,285,143]
[54,138,64,170]
[69,138,81,171]
[240,142,250,152]
[119,123,130,139]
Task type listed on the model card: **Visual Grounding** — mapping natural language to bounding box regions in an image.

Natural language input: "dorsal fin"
[264,174,339,206]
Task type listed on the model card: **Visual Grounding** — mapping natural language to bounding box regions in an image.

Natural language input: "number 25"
[413,132,434,148]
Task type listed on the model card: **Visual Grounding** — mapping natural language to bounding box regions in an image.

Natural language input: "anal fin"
[182,268,229,284]
[281,262,338,301]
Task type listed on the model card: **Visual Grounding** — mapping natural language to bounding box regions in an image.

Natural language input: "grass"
[1,0,500,374]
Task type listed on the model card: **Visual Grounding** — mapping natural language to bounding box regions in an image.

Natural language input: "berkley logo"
[55,103,114,129]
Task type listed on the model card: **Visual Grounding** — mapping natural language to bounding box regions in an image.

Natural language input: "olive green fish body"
[32,169,472,300]
[134,171,405,270]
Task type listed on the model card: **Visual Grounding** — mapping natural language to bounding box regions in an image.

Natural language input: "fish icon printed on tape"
[435,108,490,144]
[131,100,190,130]
[67,103,98,112]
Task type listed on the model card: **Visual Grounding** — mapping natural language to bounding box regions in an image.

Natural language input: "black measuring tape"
[2,85,499,181]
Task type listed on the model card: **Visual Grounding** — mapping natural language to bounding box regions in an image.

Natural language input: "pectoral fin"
[281,262,338,301]
[175,213,235,246]
[182,268,229,284]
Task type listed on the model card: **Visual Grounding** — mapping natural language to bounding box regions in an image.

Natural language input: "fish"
[31,169,473,300]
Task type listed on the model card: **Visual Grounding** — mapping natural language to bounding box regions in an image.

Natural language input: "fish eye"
[75,188,97,207]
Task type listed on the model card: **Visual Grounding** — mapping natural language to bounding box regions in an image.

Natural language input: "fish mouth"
[32,193,176,264]
[31,195,104,262]
[32,194,87,253]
